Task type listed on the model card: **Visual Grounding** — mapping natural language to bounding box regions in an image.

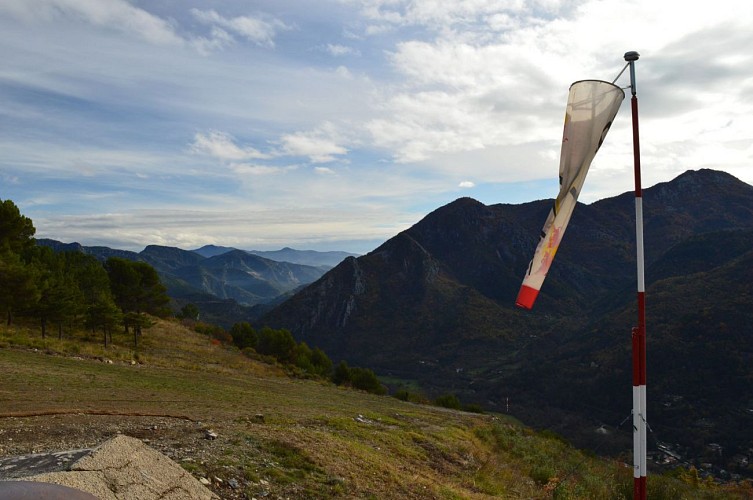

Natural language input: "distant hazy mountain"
[191,244,237,258]
[141,244,205,271]
[176,249,325,305]
[261,169,753,467]
[247,247,357,268]
[192,244,358,268]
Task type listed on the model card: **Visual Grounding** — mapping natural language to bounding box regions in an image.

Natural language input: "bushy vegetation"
[226,322,333,380]
[434,393,485,413]
[332,360,386,395]
[0,199,170,349]
[434,393,462,410]
[392,389,428,404]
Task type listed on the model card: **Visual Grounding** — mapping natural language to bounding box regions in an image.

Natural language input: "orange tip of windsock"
[515,285,538,310]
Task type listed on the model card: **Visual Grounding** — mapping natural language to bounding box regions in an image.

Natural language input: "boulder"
[4,435,217,499]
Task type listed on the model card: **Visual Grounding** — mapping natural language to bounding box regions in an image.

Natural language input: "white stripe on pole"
[633,386,642,478]
[640,384,647,477]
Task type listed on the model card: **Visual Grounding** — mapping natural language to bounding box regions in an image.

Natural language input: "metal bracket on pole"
[624,51,640,95]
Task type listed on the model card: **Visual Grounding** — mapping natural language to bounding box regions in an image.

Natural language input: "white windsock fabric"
[516,80,624,309]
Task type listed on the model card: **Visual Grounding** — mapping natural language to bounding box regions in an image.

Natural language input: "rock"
[13,435,218,499]
[199,477,211,485]
[228,478,239,489]
[204,430,218,440]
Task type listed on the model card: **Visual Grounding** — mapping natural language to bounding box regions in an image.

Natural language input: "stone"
[10,435,218,499]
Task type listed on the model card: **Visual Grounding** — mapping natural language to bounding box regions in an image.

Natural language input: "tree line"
[226,321,385,394]
[0,199,170,347]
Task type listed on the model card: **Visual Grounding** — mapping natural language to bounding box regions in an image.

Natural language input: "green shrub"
[332,361,386,395]
[256,327,296,362]
[434,394,462,410]
[230,322,257,350]
[349,366,386,395]
[530,463,556,485]
[332,360,351,385]
[462,403,485,414]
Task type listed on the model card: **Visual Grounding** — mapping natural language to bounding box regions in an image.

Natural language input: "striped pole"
[625,50,647,500]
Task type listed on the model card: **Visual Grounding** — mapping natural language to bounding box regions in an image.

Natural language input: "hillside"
[261,169,753,473]
[3,319,734,499]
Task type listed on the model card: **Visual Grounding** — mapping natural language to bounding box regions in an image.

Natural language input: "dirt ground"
[0,413,252,499]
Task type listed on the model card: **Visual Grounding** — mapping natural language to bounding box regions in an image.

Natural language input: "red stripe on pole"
[634,476,647,500]
[515,285,539,310]
[631,96,642,198]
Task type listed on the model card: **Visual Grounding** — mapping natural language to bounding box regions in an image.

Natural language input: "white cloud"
[358,0,753,193]
[335,65,354,78]
[458,180,475,188]
[0,0,290,55]
[190,8,289,48]
[31,204,418,253]
[230,163,289,176]
[326,43,360,56]
[192,26,235,53]
[4,0,753,254]
[0,0,184,46]
[342,0,560,36]
[279,124,348,163]
[190,131,270,161]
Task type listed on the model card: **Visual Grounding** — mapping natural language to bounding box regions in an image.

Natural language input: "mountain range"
[193,244,357,268]
[260,169,753,471]
[36,241,355,326]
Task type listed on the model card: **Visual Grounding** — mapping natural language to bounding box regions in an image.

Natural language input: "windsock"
[516,80,624,309]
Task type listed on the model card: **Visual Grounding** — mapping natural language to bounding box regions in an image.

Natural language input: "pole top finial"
[624,51,640,62]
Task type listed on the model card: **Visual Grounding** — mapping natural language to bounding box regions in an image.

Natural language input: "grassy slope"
[0,320,744,499]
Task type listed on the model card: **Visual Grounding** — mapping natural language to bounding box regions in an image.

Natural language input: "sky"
[1,0,752,254]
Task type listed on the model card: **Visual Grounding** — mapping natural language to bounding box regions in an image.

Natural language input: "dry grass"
[1,319,743,499]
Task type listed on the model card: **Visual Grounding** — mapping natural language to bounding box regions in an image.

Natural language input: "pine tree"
[0,199,37,325]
